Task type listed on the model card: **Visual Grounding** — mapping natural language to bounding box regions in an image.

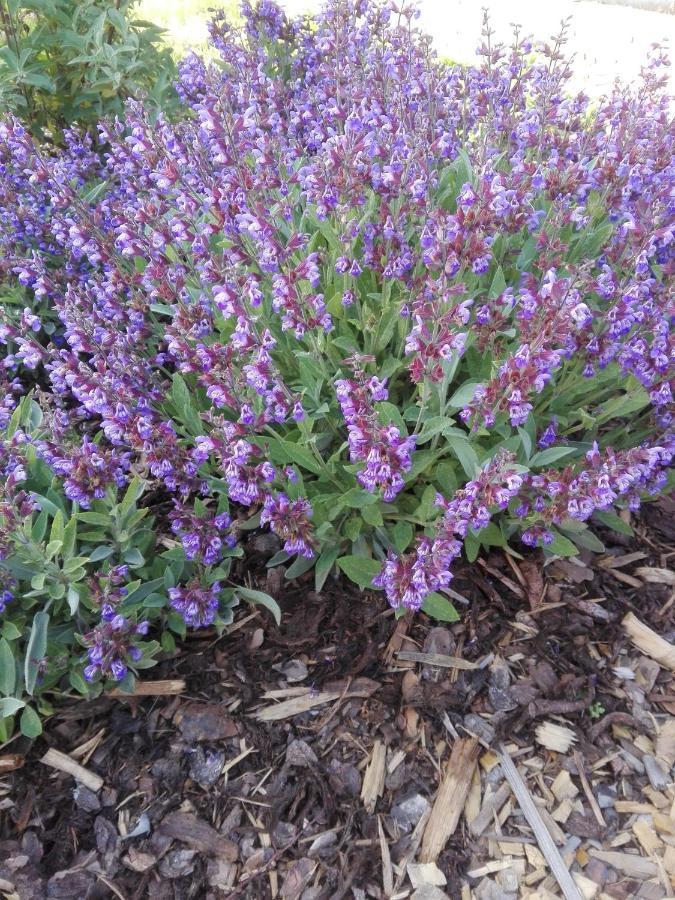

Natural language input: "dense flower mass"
[0,0,673,707]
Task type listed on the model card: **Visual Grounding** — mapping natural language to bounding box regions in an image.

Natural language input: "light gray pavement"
[279,0,675,95]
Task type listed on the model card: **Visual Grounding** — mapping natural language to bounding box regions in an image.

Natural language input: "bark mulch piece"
[1,501,674,898]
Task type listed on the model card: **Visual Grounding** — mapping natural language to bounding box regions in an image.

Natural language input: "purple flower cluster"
[82,606,149,682]
[169,502,236,564]
[374,454,524,609]
[336,372,416,501]
[168,579,221,629]
[260,492,315,558]
[0,0,672,625]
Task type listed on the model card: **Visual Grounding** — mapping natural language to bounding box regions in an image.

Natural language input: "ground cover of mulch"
[1,499,674,900]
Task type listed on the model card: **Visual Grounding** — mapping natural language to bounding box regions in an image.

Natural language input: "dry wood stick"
[420,737,479,863]
[40,748,103,792]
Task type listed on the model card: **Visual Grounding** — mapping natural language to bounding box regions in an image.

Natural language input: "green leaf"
[446,435,478,478]
[595,389,650,425]
[337,555,381,589]
[0,639,16,696]
[20,705,42,739]
[530,446,579,467]
[265,436,324,476]
[235,586,281,625]
[24,611,49,696]
[392,521,413,553]
[123,548,145,567]
[0,697,24,718]
[78,511,110,527]
[315,546,340,592]
[421,592,459,623]
[2,622,21,641]
[561,527,605,553]
[516,236,537,271]
[170,373,202,435]
[341,488,378,508]
[489,265,506,298]
[593,509,633,536]
[89,545,114,562]
[50,510,64,544]
[66,585,80,615]
[546,531,579,557]
[447,381,479,409]
[284,554,316,579]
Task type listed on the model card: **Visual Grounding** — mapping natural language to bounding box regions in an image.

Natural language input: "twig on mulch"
[497,743,583,900]
[40,748,103,792]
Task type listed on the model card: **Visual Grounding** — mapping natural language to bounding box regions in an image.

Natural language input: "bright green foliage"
[0,0,177,139]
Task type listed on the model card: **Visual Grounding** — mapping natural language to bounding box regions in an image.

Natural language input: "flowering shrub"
[0,0,673,734]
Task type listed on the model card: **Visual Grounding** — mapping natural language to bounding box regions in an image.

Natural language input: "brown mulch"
[1,498,674,900]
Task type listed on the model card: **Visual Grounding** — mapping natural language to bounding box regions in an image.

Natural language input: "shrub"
[0,0,177,140]
[0,0,673,733]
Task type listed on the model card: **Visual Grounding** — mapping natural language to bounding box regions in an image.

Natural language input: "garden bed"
[1,499,673,899]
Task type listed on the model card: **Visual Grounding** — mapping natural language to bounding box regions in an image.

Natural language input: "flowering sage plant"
[0,0,673,729]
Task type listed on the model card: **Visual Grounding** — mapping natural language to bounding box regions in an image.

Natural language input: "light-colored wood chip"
[598,552,647,569]
[573,873,599,900]
[0,755,24,773]
[254,690,341,721]
[467,859,514,878]
[623,613,675,671]
[525,844,547,868]
[551,770,579,803]
[377,815,393,896]
[587,849,658,878]
[464,766,481,823]
[420,737,479,863]
[642,787,669,809]
[552,799,574,824]
[110,679,185,696]
[663,845,675,876]
[573,751,606,828]
[361,740,386,814]
[656,719,675,768]
[536,722,577,754]
[633,819,663,855]
[407,861,446,888]
[395,650,478,670]
[635,567,675,586]
[469,781,512,837]
[499,746,582,900]
[653,812,675,835]
[615,801,658,814]
[40,748,103,792]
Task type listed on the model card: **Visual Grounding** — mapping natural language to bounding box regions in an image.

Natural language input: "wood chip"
[421,737,479,863]
[361,740,386,814]
[40,748,103,792]
[632,819,663,855]
[159,811,238,860]
[573,873,599,900]
[254,690,341,721]
[395,650,478,670]
[573,751,606,828]
[551,770,579,803]
[655,719,675,768]
[587,849,658,878]
[0,755,24,773]
[498,744,583,900]
[377,816,393,896]
[615,801,658,814]
[653,811,675,835]
[110,679,185,696]
[635,567,675,586]
[469,781,512,837]
[623,612,675,671]
[552,799,575,824]
[536,722,577,753]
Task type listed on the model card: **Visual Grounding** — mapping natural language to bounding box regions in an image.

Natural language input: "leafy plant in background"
[0,0,177,139]
[0,0,673,735]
